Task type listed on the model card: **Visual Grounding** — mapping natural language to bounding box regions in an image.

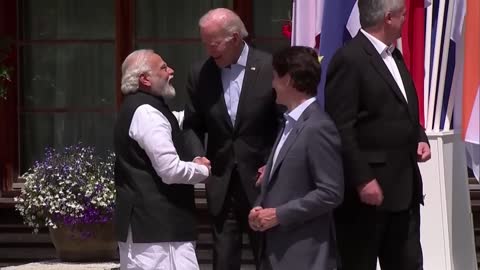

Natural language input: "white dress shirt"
[221,43,249,125]
[361,29,408,103]
[172,110,184,129]
[270,97,317,177]
[118,104,209,270]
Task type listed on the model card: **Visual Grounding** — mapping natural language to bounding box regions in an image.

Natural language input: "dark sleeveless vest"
[114,91,196,243]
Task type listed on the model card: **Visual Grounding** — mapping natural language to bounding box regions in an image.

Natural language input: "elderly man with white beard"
[113,49,211,270]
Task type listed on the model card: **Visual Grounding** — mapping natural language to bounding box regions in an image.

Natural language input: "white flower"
[15,145,115,233]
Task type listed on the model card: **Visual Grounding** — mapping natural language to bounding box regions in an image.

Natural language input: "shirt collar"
[360,29,395,56]
[236,42,249,67]
[222,42,249,70]
[285,97,317,122]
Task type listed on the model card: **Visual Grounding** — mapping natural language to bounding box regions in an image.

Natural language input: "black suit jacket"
[325,32,428,211]
[184,47,281,216]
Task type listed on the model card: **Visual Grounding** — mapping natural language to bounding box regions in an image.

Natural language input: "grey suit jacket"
[256,101,344,270]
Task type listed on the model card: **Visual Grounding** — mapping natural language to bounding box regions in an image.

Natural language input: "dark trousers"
[212,169,261,270]
[335,203,422,270]
[260,256,273,270]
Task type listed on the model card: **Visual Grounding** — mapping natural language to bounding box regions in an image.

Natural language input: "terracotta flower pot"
[49,221,118,262]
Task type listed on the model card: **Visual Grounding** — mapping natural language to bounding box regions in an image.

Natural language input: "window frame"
[0,0,258,195]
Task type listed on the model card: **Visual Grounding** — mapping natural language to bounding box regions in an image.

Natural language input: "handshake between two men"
[192,156,211,174]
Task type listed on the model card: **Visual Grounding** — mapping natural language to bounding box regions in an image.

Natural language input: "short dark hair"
[272,46,321,97]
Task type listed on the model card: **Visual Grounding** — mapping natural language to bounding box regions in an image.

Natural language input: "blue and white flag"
[317,0,359,107]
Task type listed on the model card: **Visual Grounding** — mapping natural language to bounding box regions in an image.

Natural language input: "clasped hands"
[248,207,279,232]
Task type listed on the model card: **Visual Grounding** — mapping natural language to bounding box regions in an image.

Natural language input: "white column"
[419,131,477,270]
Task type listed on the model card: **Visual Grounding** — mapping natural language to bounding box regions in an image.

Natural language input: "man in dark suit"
[249,46,344,270]
[324,0,431,269]
[183,8,281,270]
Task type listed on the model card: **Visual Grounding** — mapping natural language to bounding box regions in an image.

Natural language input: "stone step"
[0,262,256,270]
[0,225,252,250]
[0,185,252,267]
[0,225,254,266]
[0,246,254,266]
[0,247,57,260]
[0,233,52,245]
[0,232,251,247]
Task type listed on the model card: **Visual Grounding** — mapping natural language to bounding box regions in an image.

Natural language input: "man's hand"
[252,208,279,232]
[255,165,266,187]
[417,142,431,162]
[357,179,383,206]
[248,206,263,231]
[193,157,211,172]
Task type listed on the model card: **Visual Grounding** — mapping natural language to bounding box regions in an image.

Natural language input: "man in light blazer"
[249,46,344,270]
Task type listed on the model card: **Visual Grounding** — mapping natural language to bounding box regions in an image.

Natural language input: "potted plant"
[14,143,117,262]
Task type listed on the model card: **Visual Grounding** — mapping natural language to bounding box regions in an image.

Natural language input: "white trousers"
[118,228,199,270]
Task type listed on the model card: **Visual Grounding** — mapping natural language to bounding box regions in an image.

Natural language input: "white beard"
[152,77,176,98]
[162,83,176,98]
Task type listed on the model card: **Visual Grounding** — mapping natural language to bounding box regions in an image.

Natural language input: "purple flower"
[14,143,115,236]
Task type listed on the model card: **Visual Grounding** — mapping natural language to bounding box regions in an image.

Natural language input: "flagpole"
[427,0,447,130]
[444,2,467,131]
[291,0,297,46]
[424,3,433,128]
[433,0,455,132]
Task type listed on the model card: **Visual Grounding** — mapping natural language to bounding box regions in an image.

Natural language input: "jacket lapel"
[260,124,284,195]
[208,60,234,130]
[234,49,260,132]
[358,33,410,108]
[266,103,316,189]
[393,50,418,122]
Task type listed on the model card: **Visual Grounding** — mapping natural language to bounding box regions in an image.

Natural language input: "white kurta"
[118,104,209,270]
[119,227,199,270]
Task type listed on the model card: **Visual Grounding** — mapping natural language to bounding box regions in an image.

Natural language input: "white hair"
[199,8,248,38]
[358,0,405,28]
[120,49,155,94]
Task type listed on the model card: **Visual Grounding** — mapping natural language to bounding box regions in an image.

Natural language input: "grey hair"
[199,8,248,38]
[358,0,405,29]
[120,49,155,94]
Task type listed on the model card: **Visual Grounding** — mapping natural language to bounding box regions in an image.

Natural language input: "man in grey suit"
[248,46,344,270]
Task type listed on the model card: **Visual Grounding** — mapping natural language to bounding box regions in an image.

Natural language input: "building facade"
[0,0,291,198]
